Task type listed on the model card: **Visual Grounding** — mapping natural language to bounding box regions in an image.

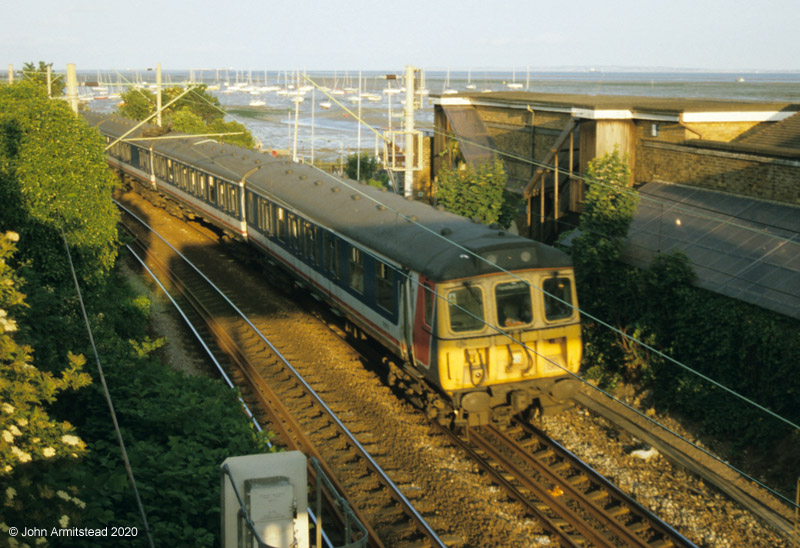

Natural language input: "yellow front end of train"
[433,269,582,425]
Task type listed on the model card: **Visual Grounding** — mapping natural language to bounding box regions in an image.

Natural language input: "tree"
[344,153,389,188]
[566,149,638,308]
[116,84,256,148]
[0,80,119,287]
[22,61,65,97]
[0,231,92,540]
[436,157,519,229]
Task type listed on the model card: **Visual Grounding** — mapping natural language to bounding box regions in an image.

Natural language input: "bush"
[436,157,519,229]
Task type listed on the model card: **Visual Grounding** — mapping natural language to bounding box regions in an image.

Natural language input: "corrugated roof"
[737,111,800,149]
[623,182,800,319]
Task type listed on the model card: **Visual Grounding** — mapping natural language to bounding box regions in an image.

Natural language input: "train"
[83,111,583,426]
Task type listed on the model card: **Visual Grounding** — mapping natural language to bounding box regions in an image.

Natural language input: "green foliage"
[436,157,519,229]
[208,118,255,149]
[565,149,800,455]
[345,153,380,181]
[116,85,255,148]
[0,232,93,539]
[565,150,637,322]
[116,87,156,121]
[0,79,120,287]
[22,61,65,97]
[1,80,274,544]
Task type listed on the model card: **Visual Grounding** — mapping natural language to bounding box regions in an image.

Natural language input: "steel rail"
[117,200,447,548]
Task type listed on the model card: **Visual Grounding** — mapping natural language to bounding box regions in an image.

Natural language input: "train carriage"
[84,111,582,426]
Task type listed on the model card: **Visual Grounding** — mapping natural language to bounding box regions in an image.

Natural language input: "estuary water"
[84,69,800,162]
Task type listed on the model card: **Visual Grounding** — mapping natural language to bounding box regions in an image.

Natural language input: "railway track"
[114,190,792,547]
[439,419,696,547]
[573,389,798,541]
[118,202,447,548]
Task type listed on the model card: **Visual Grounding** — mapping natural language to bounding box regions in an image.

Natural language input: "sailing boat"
[507,67,523,89]
[442,69,458,94]
[466,68,476,90]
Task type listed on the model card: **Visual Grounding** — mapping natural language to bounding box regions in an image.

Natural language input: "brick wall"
[639,140,800,204]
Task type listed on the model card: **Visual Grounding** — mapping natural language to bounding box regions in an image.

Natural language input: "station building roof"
[432,91,800,123]
[623,182,800,320]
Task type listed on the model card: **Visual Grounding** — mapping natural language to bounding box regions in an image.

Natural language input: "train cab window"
[543,277,573,321]
[495,281,533,328]
[376,262,394,312]
[423,285,434,326]
[348,247,364,294]
[276,207,287,242]
[447,285,484,333]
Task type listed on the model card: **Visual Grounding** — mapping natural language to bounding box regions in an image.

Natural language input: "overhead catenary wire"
[102,80,800,509]
[350,89,800,249]
[299,161,800,512]
[130,79,800,433]
[133,76,800,433]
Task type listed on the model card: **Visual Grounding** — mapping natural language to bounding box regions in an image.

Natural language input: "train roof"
[83,111,572,282]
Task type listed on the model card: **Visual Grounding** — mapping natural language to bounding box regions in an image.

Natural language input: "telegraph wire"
[59,227,155,548]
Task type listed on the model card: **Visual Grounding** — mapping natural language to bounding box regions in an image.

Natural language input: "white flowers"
[61,434,80,446]
[8,425,21,437]
[0,309,17,333]
[1,403,13,414]
[5,487,16,500]
[10,447,31,463]
[1,430,12,443]
[42,447,56,458]
[59,515,69,528]
[4,231,19,242]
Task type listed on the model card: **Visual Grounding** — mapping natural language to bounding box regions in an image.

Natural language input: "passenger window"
[230,187,238,215]
[543,277,573,321]
[208,178,216,204]
[324,235,339,278]
[218,183,226,210]
[348,247,364,293]
[304,223,317,264]
[495,281,533,328]
[447,286,484,332]
[376,262,394,312]
[276,207,287,242]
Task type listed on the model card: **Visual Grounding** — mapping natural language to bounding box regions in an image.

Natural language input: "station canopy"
[622,182,800,319]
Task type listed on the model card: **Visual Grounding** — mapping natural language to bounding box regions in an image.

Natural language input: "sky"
[3,0,799,73]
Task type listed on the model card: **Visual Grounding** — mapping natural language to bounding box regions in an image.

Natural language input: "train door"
[412,276,436,369]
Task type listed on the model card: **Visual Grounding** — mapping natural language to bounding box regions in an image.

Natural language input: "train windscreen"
[447,285,484,332]
[543,277,573,321]
[495,281,532,328]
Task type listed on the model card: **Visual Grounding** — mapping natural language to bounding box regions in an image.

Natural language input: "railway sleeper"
[604,503,631,518]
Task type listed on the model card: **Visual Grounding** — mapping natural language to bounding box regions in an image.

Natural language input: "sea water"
[83,69,800,161]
